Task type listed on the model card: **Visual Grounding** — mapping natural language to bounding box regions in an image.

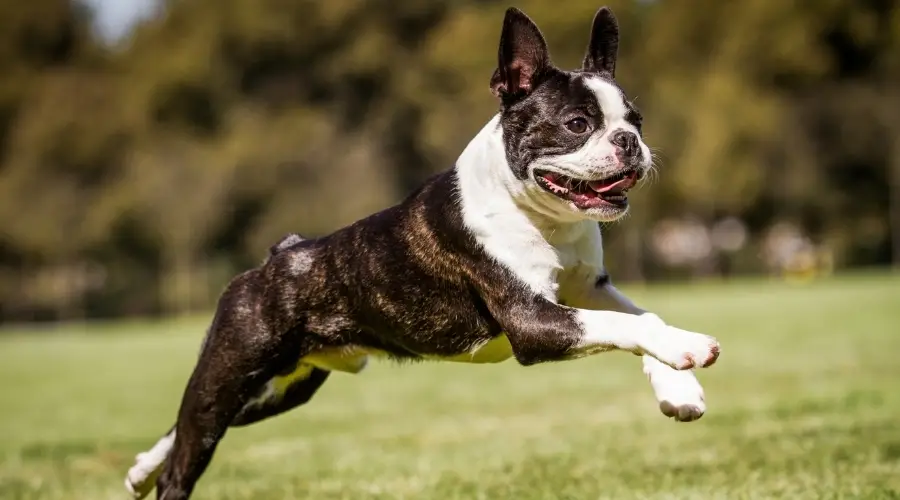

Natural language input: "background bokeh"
[0,0,898,322]
[2,3,900,499]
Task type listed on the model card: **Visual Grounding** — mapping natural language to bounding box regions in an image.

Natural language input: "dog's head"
[490,7,651,222]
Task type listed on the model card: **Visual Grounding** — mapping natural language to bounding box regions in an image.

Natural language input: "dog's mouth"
[534,168,641,210]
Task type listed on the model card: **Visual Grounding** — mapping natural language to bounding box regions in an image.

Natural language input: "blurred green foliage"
[1,0,899,322]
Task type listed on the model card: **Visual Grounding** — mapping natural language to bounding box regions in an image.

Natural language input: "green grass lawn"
[2,272,900,499]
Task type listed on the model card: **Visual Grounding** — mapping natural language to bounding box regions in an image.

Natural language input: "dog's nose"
[611,130,639,157]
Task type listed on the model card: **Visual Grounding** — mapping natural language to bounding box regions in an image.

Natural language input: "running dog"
[126,7,720,499]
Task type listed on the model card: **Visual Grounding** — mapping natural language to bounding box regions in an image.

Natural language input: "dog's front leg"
[491,291,719,373]
[565,275,710,422]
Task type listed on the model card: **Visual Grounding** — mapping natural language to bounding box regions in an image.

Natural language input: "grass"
[2,272,900,499]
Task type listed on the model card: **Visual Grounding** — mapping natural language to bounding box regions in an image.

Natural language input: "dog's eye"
[565,118,590,134]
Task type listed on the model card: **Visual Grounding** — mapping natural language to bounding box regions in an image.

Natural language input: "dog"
[126,7,720,499]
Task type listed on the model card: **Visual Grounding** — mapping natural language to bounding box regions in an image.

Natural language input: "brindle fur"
[156,172,586,499]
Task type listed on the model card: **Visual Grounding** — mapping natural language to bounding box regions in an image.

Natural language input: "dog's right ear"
[490,8,551,100]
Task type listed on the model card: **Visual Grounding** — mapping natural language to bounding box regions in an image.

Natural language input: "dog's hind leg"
[157,335,307,499]
[230,345,377,427]
[125,355,333,500]
[125,367,331,498]
[153,333,294,499]
[144,272,318,500]
[230,362,331,427]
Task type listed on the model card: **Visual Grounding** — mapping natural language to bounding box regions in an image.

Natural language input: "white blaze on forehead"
[581,75,651,168]
[582,76,630,128]
[524,75,643,182]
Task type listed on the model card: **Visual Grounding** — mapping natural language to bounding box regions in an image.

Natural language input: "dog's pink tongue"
[589,172,637,193]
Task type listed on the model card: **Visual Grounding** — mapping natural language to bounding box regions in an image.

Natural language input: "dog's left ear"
[582,7,619,77]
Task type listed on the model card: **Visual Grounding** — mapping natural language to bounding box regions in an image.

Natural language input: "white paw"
[124,431,175,499]
[644,356,706,422]
[125,461,159,499]
[648,324,720,370]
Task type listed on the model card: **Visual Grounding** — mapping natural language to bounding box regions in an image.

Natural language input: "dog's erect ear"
[582,7,619,77]
[490,8,551,99]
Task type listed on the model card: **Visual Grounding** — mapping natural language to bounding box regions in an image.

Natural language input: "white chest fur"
[454,117,606,301]
[447,116,609,364]
[554,222,606,305]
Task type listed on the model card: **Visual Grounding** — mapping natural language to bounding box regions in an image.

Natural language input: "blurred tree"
[0,0,898,322]
[0,0,117,319]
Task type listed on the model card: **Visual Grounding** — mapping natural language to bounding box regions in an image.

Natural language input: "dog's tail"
[125,427,175,499]
[264,233,305,262]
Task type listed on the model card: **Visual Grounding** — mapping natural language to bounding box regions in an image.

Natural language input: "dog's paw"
[124,432,174,499]
[659,399,705,422]
[643,356,706,422]
[648,325,720,370]
[125,461,159,499]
